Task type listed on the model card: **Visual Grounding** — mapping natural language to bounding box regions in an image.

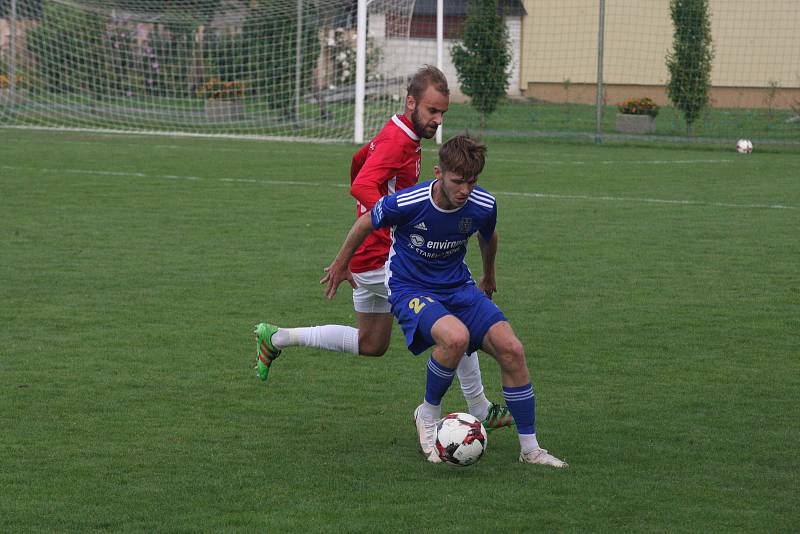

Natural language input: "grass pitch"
[1,129,798,532]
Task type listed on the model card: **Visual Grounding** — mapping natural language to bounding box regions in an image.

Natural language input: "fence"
[1,0,798,148]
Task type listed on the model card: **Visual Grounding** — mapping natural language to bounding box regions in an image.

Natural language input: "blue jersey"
[370,180,497,292]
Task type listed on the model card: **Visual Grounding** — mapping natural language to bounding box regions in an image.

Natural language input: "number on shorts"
[408,296,434,314]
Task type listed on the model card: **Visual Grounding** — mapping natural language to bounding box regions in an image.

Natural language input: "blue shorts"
[388,284,508,355]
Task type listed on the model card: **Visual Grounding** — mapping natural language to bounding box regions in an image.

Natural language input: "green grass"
[444,100,800,144]
[1,94,357,139]
[1,130,798,532]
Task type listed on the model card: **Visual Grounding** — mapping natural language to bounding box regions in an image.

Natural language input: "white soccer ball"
[736,139,753,153]
[435,412,488,466]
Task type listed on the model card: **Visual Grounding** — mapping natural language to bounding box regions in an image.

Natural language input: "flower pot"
[615,113,656,134]
[205,99,245,122]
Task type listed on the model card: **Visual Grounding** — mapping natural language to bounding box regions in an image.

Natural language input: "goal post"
[353,0,444,144]
[353,0,367,144]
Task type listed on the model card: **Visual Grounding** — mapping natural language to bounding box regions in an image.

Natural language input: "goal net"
[0,0,428,142]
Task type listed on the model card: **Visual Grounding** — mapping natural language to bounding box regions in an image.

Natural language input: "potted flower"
[198,78,246,122]
[0,73,27,105]
[616,97,659,134]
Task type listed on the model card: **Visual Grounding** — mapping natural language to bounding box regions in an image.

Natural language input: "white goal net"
[0,0,429,142]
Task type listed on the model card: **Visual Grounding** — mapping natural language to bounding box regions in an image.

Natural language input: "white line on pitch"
[2,165,795,210]
[55,140,253,152]
[496,191,796,210]
[500,159,735,165]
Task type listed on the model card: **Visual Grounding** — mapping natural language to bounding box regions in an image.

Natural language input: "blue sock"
[425,356,456,406]
[503,383,536,435]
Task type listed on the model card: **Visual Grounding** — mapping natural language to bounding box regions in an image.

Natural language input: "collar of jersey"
[391,114,420,141]
[428,180,466,213]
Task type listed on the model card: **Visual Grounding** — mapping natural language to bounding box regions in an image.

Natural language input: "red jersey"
[348,114,422,273]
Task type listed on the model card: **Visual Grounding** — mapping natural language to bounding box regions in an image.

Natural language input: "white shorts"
[352,268,391,314]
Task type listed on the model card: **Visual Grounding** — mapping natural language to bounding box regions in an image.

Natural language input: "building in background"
[519,0,800,108]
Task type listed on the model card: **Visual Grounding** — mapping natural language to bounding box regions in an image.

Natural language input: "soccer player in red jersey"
[255,66,514,431]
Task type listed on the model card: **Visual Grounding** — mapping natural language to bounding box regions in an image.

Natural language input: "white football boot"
[413,404,442,464]
[519,448,569,468]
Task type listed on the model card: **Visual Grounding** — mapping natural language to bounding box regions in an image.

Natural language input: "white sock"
[421,400,441,420]
[519,433,541,454]
[456,352,490,419]
[271,325,359,355]
[466,392,491,421]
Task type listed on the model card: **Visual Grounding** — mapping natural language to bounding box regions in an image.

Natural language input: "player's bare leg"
[481,322,529,386]
[482,321,568,468]
[355,311,393,356]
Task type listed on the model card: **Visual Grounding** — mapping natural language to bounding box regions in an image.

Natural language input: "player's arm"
[350,143,402,210]
[477,231,498,299]
[321,213,377,299]
[350,142,370,182]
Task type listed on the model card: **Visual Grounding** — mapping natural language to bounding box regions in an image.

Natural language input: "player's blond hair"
[407,65,449,101]
[438,135,486,179]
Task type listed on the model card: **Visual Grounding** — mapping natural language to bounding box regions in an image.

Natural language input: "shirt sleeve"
[351,141,403,210]
[478,203,497,242]
[370,194,402,229]
[350,142,370,183]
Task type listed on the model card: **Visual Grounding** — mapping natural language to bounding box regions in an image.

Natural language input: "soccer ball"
[736,139,753,153]
[435,413,488,466]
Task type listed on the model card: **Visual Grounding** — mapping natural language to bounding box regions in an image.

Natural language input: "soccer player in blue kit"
[322,135,568,467]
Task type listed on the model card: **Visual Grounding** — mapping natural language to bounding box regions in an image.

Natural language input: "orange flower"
[618,97,658,117]
[197,78,246,100]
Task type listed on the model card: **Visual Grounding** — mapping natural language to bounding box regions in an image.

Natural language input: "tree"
[0,0,43,18]
[243,0,320,119]
[451,0,510,128]
[26,1,109,95]
[151,1,223,97]
[666,0,714,135]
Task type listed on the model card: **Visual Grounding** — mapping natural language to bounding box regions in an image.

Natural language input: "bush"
[27,1,109,95]
[146,30,196,98]
[203,32,248,86]
[243,0,320,117]
[325,28,381,88]
[106,17,140,97]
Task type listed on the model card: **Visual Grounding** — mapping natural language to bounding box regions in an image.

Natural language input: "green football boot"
[254,323,281,382]
[482,403,516,433]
